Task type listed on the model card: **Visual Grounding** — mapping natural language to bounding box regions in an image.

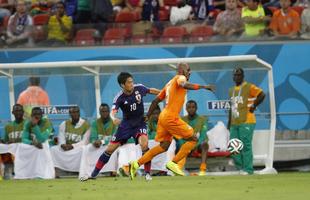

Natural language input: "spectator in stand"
[269,0,300,39]
[241,0,271,39]
[4,0,33,47]
[46,1,72,46]
[187,0,214,21]
[294,0,308,6]
[111,0,125,13]
[87,0,113,37]
[0,0,14,23]
[170,0,193,25]
[30,0,57,16]
[64,0,78,21]
[75,0,91,24]
[141,0,163,22]
[300,0,310,39]
[212,0,244,41]
[131,0,163,37]
[263,0,281,8]
[213,0,245,10]
[123,0,142,13]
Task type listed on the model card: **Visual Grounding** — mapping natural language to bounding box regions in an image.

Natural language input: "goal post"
[0,55,277,174]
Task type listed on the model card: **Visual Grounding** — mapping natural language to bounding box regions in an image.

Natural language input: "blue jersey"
[112,84,150,126]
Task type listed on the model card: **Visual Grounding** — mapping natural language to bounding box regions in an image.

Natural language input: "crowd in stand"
[0,0,309,47]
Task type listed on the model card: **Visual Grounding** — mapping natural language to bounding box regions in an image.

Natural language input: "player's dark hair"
[31,107,43,114]
[29,77,40,86]
[100,103,110,110]
[117,72,133,86]
[69,105,80,113]
[56,1,66,8]
[186,100,197,108]
[13,103,23,110]
[233,67,244,75]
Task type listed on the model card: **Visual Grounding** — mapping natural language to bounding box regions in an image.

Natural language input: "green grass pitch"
[1,172,309,200]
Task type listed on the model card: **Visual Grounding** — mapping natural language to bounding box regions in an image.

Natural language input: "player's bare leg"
[80,142,120,181]
[138,134,152,181]
[129,141,170,180]
[167,136,198,176]
[198,142,208,176]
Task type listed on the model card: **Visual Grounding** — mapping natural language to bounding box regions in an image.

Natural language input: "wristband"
[193,84,200,90]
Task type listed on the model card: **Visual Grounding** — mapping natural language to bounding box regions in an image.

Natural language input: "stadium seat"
[207,151,231,157]
[159,10,169,21]
[115,12,136,23]
[189,25,213,43]
[32,14,50,42]
[131,34,153,45]
[74,29,97,46]
[291,6,304,16]
[160,26,187,44]
[164,0,178,6]
[103,28,127,45]
[33,14,50,25]
[134,11,141,21]
[1,15,10,28]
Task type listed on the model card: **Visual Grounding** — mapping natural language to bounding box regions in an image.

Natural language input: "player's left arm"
[249,84,265,113]
[146,87,166,121]
[149,88,161,95]
[146,97,163,121]
[177,75,216,92]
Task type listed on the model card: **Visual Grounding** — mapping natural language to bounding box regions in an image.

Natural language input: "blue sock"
[91,151,111,177]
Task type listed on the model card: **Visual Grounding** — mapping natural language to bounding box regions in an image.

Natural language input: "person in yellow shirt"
[227,67,265,175]
[46,1,72,46]
[241,0,271,38]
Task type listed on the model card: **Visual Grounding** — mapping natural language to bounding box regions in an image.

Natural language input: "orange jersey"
[269,8,300,35]
[17,86,50,106]
[157,75,187,116]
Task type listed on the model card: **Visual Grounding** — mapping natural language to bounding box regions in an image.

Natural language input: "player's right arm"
[177,75,216,92]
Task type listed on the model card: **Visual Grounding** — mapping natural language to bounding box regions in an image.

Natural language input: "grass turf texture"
[1,172,309,200]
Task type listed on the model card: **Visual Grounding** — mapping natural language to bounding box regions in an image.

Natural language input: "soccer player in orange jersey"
[129,63,215,178]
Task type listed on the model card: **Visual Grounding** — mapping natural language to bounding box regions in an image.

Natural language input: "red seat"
[131,34,153,45]
[291,6,304,16]
[160,26,187,44]
[32,14,50,42]
[159,10,169,21]
[207,151,231,157]
[74,29,97,46]
[189,25,213,43]
[1,15,10,28]
[33,14,50,25]
[134,11,141,21]
[164,0,178,6]
[103,28,126,45]
[115,12,136,23]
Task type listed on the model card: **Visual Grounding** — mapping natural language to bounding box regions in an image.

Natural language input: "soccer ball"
[227,138,244,154]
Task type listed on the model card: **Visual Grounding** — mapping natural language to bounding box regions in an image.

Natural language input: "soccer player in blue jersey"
[80,72,160,181]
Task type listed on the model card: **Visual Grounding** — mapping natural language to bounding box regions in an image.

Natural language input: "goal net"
[0,55,276,174]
